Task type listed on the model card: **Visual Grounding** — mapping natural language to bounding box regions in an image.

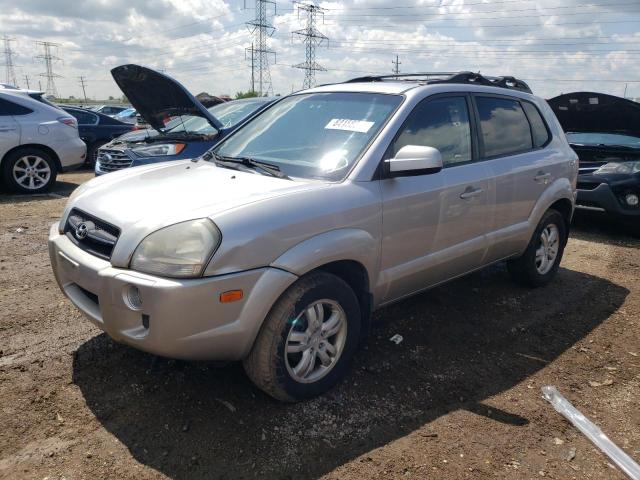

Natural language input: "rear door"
[473,95,556,263]
[379,94,493,303]
[0,97,24,160]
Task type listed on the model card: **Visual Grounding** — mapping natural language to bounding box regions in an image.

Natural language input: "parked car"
[49,71,577,401]
[87,105,128,117]
[548,92,640,234]
[112,107,138,124]
[95,66,275,175]
[62,106,134,166]
[1,88,86,193]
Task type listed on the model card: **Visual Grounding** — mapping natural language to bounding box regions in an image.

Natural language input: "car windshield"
[213,92,402,180]
[166,98,271,135]
[566,132,640,149]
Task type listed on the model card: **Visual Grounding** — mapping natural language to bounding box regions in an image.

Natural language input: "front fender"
[270,228,379,288]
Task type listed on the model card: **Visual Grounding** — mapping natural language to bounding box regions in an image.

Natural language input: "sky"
[1,0,639,100]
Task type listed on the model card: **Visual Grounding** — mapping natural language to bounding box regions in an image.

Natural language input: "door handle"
[460,187,484,200]
[534,172,551,183]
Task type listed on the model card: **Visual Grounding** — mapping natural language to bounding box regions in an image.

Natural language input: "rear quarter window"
[0,97,34,116]
[476,96,533,157]
[521,101,551,147]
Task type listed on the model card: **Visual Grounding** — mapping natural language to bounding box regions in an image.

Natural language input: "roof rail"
[344,71,532,94]
[345,72,458,83]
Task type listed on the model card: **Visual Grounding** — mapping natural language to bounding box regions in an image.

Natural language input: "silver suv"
[1,88,86,193]
[49,72,578,401]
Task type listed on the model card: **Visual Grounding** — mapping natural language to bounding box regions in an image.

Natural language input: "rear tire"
[507,209,567,288]
[243,271,361,402]
[2,148,57,194]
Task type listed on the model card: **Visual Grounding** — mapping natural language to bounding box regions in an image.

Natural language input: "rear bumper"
[53,137,87,171]
[48,224,297,360]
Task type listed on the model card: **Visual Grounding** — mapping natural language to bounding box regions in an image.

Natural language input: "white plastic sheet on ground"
[542,385,640,480]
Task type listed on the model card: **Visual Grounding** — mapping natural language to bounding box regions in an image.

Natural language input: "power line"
[78,76,88,102]
[322,0,635,10]
[324,19,640,27]
[292,1,328,89]
[392,54,401,75]
[245,0,277,96]
[324,1,639,19]
[2,35,18,87]
[34,41,62,97]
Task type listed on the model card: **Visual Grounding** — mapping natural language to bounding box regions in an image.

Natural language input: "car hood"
[67,160,322,235]
[109,128,159,145]
[547,91,640,138]
[111,64,223,133]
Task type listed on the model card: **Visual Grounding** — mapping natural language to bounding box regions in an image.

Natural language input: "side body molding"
[270,228,379,292]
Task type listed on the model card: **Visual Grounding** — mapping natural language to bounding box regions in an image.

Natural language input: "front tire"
[507,209,567,288]
[243,271,361,402]
[1,148,57,194]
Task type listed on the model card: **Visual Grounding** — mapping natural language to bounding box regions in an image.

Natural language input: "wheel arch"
[548,197,573,242]
[528,178,575,235]
[270,228,378,339]
[1,143,62,172]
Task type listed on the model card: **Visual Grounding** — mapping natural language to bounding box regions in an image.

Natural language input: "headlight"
[131,143,186,157]
[131,219,221,278]
[594,161,640,175]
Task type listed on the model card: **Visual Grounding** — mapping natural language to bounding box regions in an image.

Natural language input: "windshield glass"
[213,92,402,180]
[167,98,270,135]
[567,132,640,148]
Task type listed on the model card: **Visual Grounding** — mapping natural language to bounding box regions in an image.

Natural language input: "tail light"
[57,116,77,128]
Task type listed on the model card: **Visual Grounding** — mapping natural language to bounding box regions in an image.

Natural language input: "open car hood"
[111,64,223,133]
[547,91,640,138]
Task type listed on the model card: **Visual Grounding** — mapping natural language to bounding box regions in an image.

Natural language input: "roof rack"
[344,71,532,94]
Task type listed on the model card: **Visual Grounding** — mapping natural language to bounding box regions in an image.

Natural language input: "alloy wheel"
[285,299,348,384]
[535,223,560,275]
[12,155,51,191]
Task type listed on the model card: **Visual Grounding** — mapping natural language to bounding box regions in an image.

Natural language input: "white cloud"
[0,0,638,99]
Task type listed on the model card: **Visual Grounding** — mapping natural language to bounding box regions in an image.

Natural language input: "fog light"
[123,284,143,310]
[625,193,639,206]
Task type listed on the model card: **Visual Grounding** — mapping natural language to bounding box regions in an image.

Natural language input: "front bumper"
[48,224,297,360]
[576,180,640,219]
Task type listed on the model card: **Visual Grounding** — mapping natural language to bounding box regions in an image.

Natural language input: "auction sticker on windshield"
[325,118,375,133]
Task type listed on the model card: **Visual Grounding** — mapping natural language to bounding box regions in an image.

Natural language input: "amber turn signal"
[219,290,243,303]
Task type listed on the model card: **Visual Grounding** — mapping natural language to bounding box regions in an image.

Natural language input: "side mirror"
[386,145,443,177]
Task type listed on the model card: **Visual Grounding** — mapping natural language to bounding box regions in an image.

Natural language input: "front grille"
[77,285,100,306]
[65,209,120,260]
[96,148,133,172]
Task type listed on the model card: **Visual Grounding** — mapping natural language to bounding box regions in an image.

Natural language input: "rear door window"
[68,109,98,125]
[476,96,532,157]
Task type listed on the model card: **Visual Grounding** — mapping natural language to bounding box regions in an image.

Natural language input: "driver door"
[378,95,493,304]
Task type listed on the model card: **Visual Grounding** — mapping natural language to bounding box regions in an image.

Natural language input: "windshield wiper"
[212,153,290,179]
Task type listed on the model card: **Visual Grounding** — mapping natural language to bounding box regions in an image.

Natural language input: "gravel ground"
[0,171,638,480]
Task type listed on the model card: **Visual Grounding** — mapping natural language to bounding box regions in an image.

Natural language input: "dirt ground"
[0,171,638,480]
